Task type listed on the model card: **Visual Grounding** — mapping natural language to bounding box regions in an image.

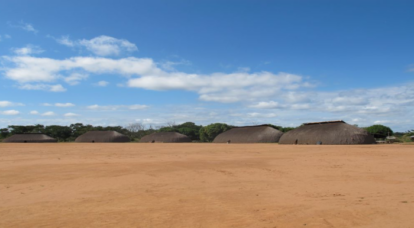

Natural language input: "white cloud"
[128,71,309,103]
[128,104,148,110]
[237,67,250,72]
[9,22,38,33]
[55,35,138,56]
[0,101,24,107]
[21,23,37,33]
[250,101,283,109]
[0,34,11,42]
[42,103,75,107]
[55,103,75,107]
[12,45,44,55]
[160,59,191,71]
[95,81,109,87]
[64,113,79,117]
[2,56,156,83]
[79,35,138,56]
[41,111,55,116]
[247,112,277,118]
[19,84,67,92]
[249,83,414,119]
[30,110,39,115]
[64,73,88,85]
[0,110,20,115]
[87,104,148,111]
[56,35,75,47]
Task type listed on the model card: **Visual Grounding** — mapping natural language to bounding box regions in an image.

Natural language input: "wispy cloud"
[41,111,55,116]
[0,34,11,42]
[8,21,38,33]
[12,45,44,55]
[159,59,191,71]
[0,101,24,107]
[30,110,39,115]
[42,103,75,107]
[56,35,75,47]
[0,110,20,115]
[19,84,66,92]
[64,113,79,117]
[94,81,109,87]
[55,103,75,107]
[64,73,88,85]
[246,112,277,118]
[55,35,138,56]
[87,104,148,111]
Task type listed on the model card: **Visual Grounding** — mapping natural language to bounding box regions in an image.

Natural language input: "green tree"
[158,122,202,141]
[69,123,94,139]
[199,123,233,142]
[8,125,45,134]
[267,124,296,133]
[44,125,73,142]
[364,125,393,139]
[280,127,296,133]
[0,128,10,139]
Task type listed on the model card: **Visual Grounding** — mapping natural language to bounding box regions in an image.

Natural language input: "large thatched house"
[279,120,376,145]
[75,131,130,143]
[140,132,191,143]
[2,133,57,143]
[213,125,283,143]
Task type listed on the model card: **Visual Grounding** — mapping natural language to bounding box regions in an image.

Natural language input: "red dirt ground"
[0,143,413,228]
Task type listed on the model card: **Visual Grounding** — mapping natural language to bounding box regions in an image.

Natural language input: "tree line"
[1,122,412,142]
[0,122,295,142]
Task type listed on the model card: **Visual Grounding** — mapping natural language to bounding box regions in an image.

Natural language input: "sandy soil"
[0,143,413,228]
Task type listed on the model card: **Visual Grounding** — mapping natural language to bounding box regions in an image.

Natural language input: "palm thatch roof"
[213,125,283,143]
[140,132,191,143]
[75,131,130,143]
[2,133,57,143]
[279,120,376,145]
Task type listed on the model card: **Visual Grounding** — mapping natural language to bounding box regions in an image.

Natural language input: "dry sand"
[0,143,413,228]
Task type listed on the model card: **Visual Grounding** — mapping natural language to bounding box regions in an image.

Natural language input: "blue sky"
[0,0,413,131]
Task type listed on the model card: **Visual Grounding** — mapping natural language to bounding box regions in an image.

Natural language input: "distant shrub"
[364,125,393,139]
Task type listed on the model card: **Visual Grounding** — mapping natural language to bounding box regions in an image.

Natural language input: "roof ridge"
[303,120,345,125]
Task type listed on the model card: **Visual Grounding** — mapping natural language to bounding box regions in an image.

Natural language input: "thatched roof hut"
[2,133,57,143]
[75,131,130,143]
[140,132,191,143]
[410,136,414,142]
[213,125,283,143]
[279,120,376,145]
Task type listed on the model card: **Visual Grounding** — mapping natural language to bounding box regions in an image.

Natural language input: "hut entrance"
[227,140,231,144]
[92,140,95,143]
[151,140,155,143]
[24,140,27,143]
[295,139,298,145]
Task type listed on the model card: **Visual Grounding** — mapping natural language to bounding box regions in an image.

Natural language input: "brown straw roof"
[2,133,57,143]
[140,132,192,143]
[75,131,130,143]
[213,125,283,143]
[279,120,376,145]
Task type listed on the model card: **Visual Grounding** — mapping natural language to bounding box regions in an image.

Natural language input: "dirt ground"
[0,143,413,228]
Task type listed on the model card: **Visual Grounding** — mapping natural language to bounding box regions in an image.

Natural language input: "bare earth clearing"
[0,144,413,228]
